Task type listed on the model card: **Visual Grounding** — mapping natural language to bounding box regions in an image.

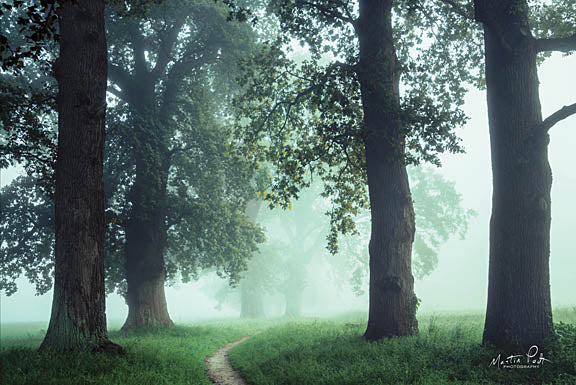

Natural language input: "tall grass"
[229,309,576,385]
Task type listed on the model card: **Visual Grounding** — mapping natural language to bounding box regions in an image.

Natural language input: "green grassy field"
[1,309,575,385]
[0,321,265,385]
[229,309,576,385]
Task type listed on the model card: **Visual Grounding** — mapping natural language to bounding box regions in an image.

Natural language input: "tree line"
[0,0,575,354]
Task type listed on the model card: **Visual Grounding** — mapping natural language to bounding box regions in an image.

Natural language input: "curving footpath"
[205,336,252,385]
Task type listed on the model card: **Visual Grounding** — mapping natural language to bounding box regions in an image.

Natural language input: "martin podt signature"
[489,345,552,369]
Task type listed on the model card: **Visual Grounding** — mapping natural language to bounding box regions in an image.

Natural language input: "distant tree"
[234,0,481,339]
[105,0,263,329]
[226,167,474,319]
[341,166,476,296]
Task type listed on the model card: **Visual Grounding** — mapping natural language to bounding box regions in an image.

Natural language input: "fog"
[1,53,575,325]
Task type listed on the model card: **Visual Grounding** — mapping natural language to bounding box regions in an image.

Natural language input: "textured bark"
[358,0,418,340]
[40,0,121,353]
[122,149,174,330]
[118,35,177,329]
[475,0,554,352]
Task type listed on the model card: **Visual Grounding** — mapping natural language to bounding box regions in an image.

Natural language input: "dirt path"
[205,335,253,385]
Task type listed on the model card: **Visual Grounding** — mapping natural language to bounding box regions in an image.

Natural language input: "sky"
[1,52,575,325]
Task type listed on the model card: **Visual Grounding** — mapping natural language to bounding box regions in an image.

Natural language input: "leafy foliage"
[1,0,266,296]
[233,0,484,252]
[0,75,56,195]
[0,176,53,295]
[218,167,474,311]
[0,0,60,72]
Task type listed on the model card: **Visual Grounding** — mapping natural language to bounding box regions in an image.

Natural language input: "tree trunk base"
[92,341,126,355]
[122,275,174,330]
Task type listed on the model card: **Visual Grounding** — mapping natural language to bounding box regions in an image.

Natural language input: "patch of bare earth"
[205,336,252,385]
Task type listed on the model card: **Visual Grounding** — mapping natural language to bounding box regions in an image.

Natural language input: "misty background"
[1,53,575,325]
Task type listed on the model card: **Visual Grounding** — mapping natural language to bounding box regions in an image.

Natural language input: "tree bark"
[475,0,554,352]
[40,0,121,353]
[122,148,174,330]
[358,0,418,340]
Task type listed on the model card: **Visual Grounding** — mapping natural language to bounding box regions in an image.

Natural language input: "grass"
[1,309,575,385]
[0,321,265,385]
[229,309,576,385]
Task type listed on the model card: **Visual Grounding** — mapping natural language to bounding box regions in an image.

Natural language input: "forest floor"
[1,308,575,385]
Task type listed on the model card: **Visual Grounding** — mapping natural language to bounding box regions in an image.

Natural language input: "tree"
[105,0,262,329]
[37,0,122,353]
[1,0,264,331]
[223,167,474,319]
[234,0,480,339]
[471,0,576,351]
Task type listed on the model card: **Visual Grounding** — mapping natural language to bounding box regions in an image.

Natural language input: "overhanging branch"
[535,34,576,53]
[541,102,576,132]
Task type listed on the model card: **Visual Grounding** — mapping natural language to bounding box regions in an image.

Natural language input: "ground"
[1,309,575,385]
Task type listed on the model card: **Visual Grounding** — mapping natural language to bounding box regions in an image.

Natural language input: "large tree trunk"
[475,0,554,352]
[40,0,121,353]
[358,0,418,340]
[122,149,174,330]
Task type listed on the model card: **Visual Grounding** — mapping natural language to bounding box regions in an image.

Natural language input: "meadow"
[1,309,575,385]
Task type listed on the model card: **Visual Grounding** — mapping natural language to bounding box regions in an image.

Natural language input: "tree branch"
[106,86,124,100]
[151,14,188,81]
[535,34,576,53]
[128,21,148,77]
[296,0,357,26]
[541,102,576,132]
[108,64,135,103]
[437,0,474,20]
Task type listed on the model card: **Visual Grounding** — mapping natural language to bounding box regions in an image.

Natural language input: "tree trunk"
[239,199,265,319]
[240,280,265,319]
[283,288,304,318]
[122,150,174,330]
[475,0,554,352]
[358,0,418,340]
[282,258,307,318]
[40,0,121,353]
